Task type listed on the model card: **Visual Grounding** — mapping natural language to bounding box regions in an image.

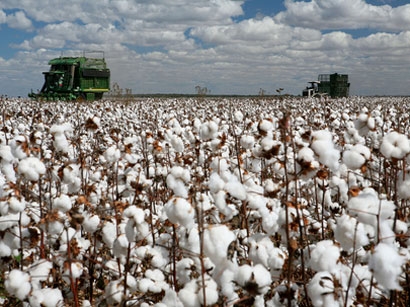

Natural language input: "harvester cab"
[303,81,321,97]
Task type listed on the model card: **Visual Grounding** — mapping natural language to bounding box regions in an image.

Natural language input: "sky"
[1,0,410,97]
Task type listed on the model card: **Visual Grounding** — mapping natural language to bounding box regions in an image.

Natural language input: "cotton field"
[1,96,410,306]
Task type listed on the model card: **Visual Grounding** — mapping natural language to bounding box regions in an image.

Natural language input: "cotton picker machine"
[29,51,110,101]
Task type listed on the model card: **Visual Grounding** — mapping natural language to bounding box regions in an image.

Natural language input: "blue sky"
[1,0,410,97]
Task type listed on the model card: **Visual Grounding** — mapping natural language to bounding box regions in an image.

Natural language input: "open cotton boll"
[160,289,184,307]
[82,214,100,234]
[347,187,396,226]
[113,234,130,258]
[105,279,124,305]
[224,180,247,201]
[28,260,53,289]
[334,214,369,251]
[139,269,169,293]
[18,157,46,181]
[369,242,406,290]
[397,170,410,199]
[103,145,121,163]
[208,172,225,193]
[343,149,366,170]
[5,269,31,300]
[102,221,117,248]
[199,120,218,141]
[62,261,83,284]
[258,119,273,134]
[308,240,341,272]
[236,264,272,295]
[8,196,25,213]
[0,145,16,181]
[240,134,255,149]
[166,166,191,198]
[50,123,73,153]
[203,225,236,265]
[197,276,219,306]
[169,134,184,153]
[53,194,72,212]
[311,130,340,172]
[308,271,340,307]
[29,288,64,307]
[164,197,195,229]
[380,131,410,159]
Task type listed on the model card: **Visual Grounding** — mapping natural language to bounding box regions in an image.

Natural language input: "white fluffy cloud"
[277,0,410,31]
[0,0,410,97]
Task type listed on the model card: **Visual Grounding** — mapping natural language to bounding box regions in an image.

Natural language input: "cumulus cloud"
[6,10,32,30]
[276,0,410,32]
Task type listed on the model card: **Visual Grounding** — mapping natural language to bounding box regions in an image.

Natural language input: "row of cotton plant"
[0,96,409,306]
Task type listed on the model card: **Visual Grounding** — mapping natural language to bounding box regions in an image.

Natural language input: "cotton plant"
[310,130,340,172]
[50,122,73,154]
[380,131,410,160]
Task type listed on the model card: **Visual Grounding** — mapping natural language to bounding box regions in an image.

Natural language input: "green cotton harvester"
[303,73,350,98]
[29,51,110,101]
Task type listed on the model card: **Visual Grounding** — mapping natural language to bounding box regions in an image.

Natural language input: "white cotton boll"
[343,150,366,170]
[166,166,190,198]
[8,196,25,213]
[29,288,64,307]
[258,119,273,133]
[102,221,117,248]
[397,171,410,199]
[311,131,340,172]
[260,137,275,151]
[63,262,83,284]
[334,214,369,251]
[0,213,19,231]
[47,220,64,235]
[199,120,218,141]
[0,240,12,257]
[347,188,396,226]
[203,225,236,265]
[105,279,124,305]
[161,289,184,307]
[208,172,225,193]
[176,258,195,284]
[0,145,16,181]
[5,269,31,300]
[83,300,92,307]
[236,264,271,295]
[240,134,255,149]
[369,243,406,290]
[170,135,184,153]
[380,131,410,159]
[197,276,219,306]
[104,145,121,163]
[28,260,53,289]
[53,194,72,212]
[164,197,195,229]
[248,235,285,274]
[178,280,200,307]
[259,206,279,235]
[308,271,340,307]
[308,240,340,272]
[225,181,247,201]
[113,234,130,258]
[62,164,81,193]
[124,205,145,224]
[234,110,244,122]
[82,215,100,234]
[18,157,46,181]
